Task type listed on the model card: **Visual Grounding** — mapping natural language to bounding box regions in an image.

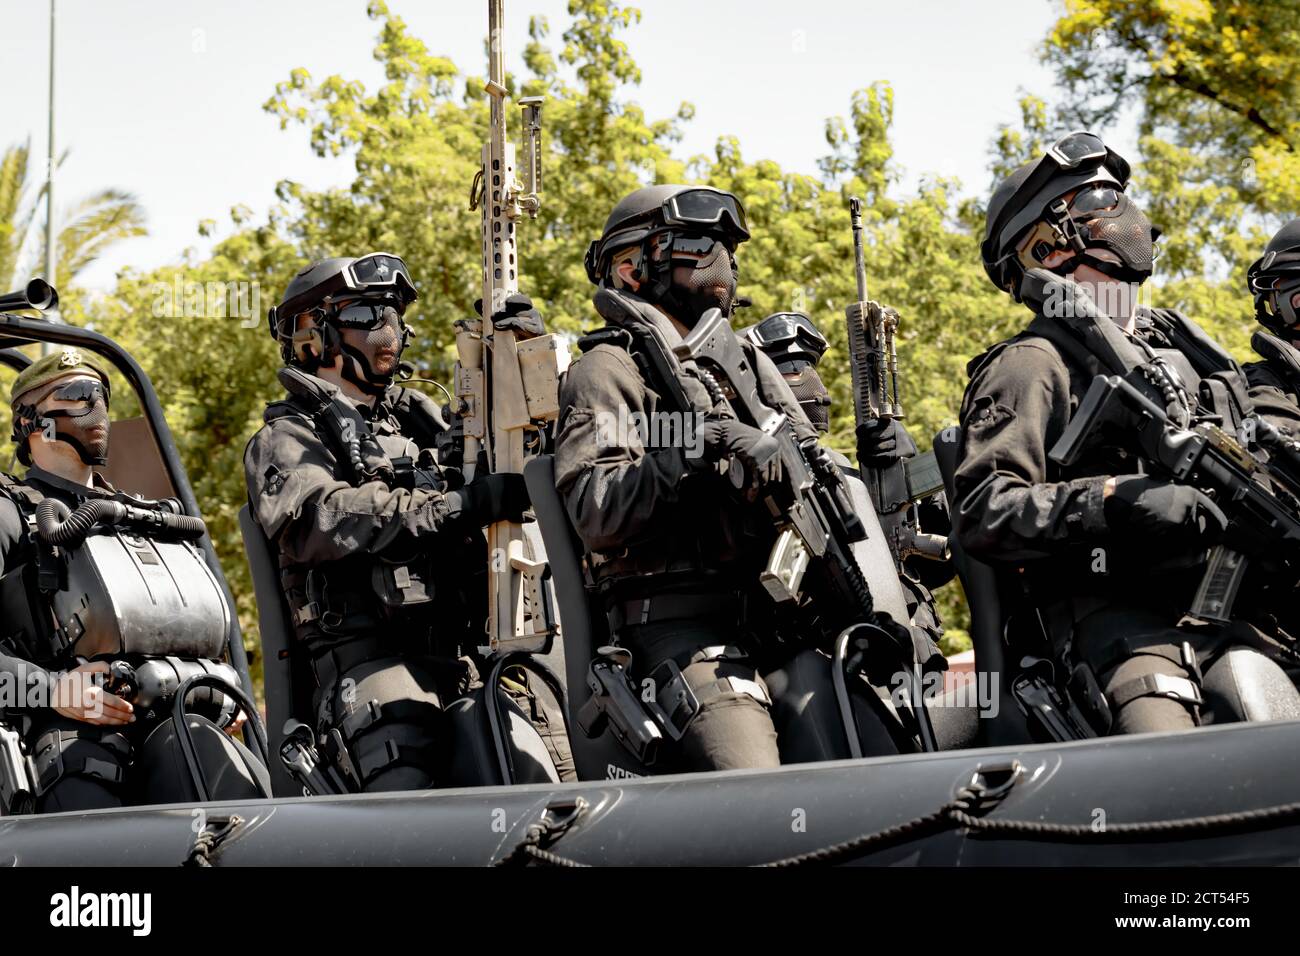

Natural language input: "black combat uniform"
[245,366,570,789]
[1245,331,1300,436]
[955,307,1298,733]
[554,286,821,770]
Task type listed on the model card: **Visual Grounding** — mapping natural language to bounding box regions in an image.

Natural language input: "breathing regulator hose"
[36,497,207,549]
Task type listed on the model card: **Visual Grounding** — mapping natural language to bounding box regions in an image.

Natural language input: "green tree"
[0,140,146,291]
[98,0,1112,663]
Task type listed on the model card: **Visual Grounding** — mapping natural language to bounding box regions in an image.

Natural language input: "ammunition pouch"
[296,558,436,636]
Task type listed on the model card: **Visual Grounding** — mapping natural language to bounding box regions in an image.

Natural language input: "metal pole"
[42,0,58,351]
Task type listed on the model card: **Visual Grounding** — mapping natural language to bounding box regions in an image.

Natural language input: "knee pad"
[133,715,270,805]
[1202,646,1300,724]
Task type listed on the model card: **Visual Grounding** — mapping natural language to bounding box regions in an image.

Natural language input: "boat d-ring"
[960,759,1024,813]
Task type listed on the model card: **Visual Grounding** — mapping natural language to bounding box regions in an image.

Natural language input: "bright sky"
[0,0,1093,291]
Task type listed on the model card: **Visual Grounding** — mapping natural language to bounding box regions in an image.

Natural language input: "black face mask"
[647,234,738,326]
[34,379,111,467]
[784,365,831,433]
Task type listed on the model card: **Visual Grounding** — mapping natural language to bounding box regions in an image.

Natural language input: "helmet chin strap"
[50,432,108,468]
[338,345,395,396]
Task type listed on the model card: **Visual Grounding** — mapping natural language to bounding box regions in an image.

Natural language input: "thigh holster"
[30,727,130,796]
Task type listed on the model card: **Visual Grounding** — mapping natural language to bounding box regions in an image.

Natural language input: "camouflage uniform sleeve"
[244,415,460,566]
[553,345,700,554]
[952,341,1109,563]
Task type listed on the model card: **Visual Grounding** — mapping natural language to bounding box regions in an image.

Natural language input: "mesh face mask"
[333,302,409,395]
[652,233,738,325]
[22,378,111,466]
[783,364,831,433]
[1019,185,1157,283]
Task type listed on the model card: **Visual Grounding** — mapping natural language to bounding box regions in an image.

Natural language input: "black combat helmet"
[268,253,419,373]
[584,184,751,324]
[981,131,1157,299]
[1247,218,1300,334]
[744,312,833,433]
[744,312,829,373]
[584,184,751,284]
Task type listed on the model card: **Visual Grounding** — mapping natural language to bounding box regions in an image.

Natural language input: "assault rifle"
[843,198,948,567]
[676,308,871,618]
[1027,269,1300,626]
[673,308,937,749]
[1050,372,1300,624]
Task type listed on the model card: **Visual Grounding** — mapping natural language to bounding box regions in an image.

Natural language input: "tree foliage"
[23,0,1297,672]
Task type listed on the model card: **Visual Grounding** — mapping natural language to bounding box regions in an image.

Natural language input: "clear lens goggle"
[751,312,828,354]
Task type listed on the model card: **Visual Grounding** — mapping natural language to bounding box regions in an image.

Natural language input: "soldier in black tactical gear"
[745,311,953,656]
[245,254,569,792]
[956,132,1300,736]
[558,185,920,772]
[1243,220,1300,435]
[0,348,266,813]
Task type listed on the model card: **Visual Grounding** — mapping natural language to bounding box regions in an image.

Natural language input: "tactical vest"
[0,475,230,668]
[570,300,781,600]
[262,375,485,649]
[968,306,1259,652]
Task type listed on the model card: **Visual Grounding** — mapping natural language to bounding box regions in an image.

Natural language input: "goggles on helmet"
[661,188,750,243]
[749,312,828,356]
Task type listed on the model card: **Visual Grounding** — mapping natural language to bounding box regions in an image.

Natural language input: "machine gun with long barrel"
[456,0,561,655]
[843,197,948,567]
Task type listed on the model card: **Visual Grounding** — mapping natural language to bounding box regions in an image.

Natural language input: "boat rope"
[760,791,1300,867]
[183,814,244,868]
[491,767,1300,867]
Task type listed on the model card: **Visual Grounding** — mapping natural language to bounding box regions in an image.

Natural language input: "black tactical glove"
[448,472,530,526]
[698,418,782,483]
[1103,476,1227,547]
[856,418,918,470]
[474,293,545,338]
